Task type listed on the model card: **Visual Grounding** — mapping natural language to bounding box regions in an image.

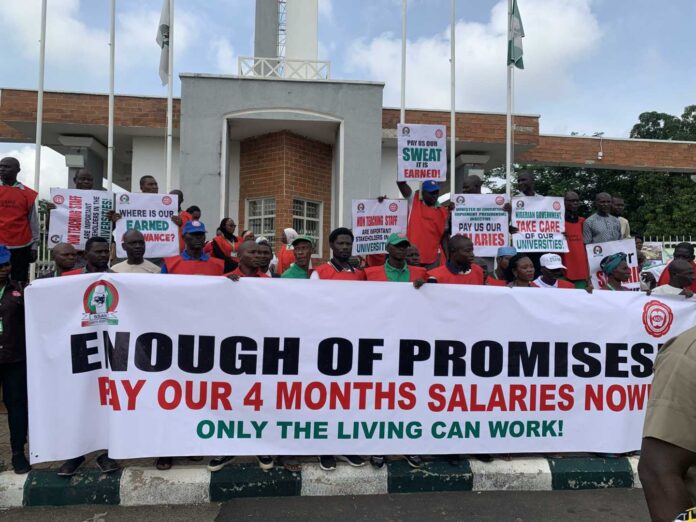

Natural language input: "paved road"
[0,489,651,522]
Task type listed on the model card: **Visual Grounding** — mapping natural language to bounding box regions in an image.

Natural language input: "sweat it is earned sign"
[397,124,447,182]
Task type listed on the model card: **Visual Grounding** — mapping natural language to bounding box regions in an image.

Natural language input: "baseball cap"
[291,234,315,247]
[0,245,10,264]
[540,253,566,270]
[497,246,517,257]
[387,232,410,247]
[182,220,207,234]
[422,180,440,193]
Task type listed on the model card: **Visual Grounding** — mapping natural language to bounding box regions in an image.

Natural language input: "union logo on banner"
[53,195,65,205]
[162,196,173,205]
[456,196,465,204]
[119,194,130,204]
[553,201,561,211]
[82,280,120,327]
[495,196,505,206]
[357,203,366,213]
[642,300,673,338]
[388,202,398,212]
[516,200,525,209]
[435,129,443,139]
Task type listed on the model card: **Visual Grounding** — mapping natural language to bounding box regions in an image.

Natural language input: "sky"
[1,0,695,196]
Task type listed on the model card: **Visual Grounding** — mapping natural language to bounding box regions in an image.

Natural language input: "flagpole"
[400,0,406,124]
[165,0,174,193]
[34,0,47,195]
[505,0,513,198]
[450,0,456,198]
[107,0,116,191]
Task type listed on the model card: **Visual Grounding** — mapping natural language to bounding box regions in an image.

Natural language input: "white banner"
[586,239,640,291]
[114,193,179,258]
[512,197,568,253]
[397,124,447,182]
[452,194,510,257]
[352,199,408,256]
[26,275,695,462]
[48,189,114,250]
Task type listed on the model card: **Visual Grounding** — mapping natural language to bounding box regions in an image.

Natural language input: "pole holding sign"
[397,124,447,182]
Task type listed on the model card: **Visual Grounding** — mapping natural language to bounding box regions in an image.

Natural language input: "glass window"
[292,199,322,253]
[246,198,275,243]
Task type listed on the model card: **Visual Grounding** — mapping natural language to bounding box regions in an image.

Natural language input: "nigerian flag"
[507,0,525,69]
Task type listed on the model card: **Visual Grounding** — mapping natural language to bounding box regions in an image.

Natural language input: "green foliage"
[484,105,696,237]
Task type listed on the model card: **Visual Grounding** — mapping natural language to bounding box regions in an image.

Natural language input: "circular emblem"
[435,129,444,139]
[553,201,561,211]
[402,126,410,136]
[495,196,505,205]
[593,245,603,255]
[388,202,398,212]
[119,194,130,204]
[162,196,173,205]
[50,234,61,244]
[643,300,674,338]
[52,195,65,205]
[516,200,525,209]
[83,280,120,315]
[357,203,366,213]
[456,196,465,204]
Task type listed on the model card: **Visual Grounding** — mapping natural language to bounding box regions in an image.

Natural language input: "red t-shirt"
[657,260,696,293]
[164,255,225,276]
[486,276,508,287]
[0,184,37,247]
[225,267,270,278]
[562,218,588,280]
[407,191,449,265]
[177,211,193,252]
[364,265,427,282]
[276,245,296,275]
[313,263,366,281]
[427,264,484,285]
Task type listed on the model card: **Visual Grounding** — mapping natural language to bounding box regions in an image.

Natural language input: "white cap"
[540,253,566,270]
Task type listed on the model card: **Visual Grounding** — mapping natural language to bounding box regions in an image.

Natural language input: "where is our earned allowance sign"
[113,192,179,258]
[397,124,447,182]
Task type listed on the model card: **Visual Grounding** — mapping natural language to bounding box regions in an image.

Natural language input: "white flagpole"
[505,0,513,198]
[107,0,116,191]
[165,0,174,193]
[34,0,47,195]
[400,0,406,124]
[450,0,456,198]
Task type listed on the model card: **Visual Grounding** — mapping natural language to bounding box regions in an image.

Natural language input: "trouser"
[0,362,28,454]
[9,246,32,284]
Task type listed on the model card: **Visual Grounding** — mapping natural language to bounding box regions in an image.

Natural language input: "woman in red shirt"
[204,218,239,272]
[276,228,298,276]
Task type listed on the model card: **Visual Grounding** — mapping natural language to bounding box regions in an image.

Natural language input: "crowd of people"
[0,155,694,502]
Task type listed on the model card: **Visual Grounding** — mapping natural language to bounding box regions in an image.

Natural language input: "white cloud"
[346,0,602,114]
[0,145,68,200]
[210,37,235,74]
[319,0,333,20]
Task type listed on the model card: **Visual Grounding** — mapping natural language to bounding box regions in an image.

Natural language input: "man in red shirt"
[562,191,591,289]
[365,234,427,284]
[655,243,696,293]
[161,221,224,275]
[311,228,366,281]
[225,240,270,279]
[427,235,484,285]
[169,189,193,252]
[397,180,449,269]
[533,254,577,289]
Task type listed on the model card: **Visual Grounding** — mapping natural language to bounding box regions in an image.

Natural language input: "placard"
[397,124,447,181]
[352,199,408,256]
[586,239,640,290]
[113,193,179,258]
[451,194,509,257]
[47,189,114,249]
[512,197,568,253]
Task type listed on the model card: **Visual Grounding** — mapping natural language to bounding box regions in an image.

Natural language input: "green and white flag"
[156,0,170,85]
[507,0,525,69]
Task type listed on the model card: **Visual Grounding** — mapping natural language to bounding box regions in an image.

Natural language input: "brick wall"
[238,131,333,261]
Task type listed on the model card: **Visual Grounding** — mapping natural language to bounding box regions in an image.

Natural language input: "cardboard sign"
[352,199,408,256]
[586,238,640,290]
[397,124,447,182]
[451,194,509,257]
[113,193,179,258]
[512,197,568,253]
[47,188,114,250]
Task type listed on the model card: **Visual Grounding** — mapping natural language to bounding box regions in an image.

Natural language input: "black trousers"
[0,362,28,454]
[9,245,32,284]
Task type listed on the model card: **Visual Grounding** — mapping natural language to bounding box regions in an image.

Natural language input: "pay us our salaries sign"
[512,196,568,253]
[113,193,179,258]
[397,123,447,181]
[452,194,509,257]
[25,274,696,462]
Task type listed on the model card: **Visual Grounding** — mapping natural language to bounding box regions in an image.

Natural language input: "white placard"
[113,193,179,258]
[586,239,640,290]
[451,194,509,257]
[397,124,447,182]
[512,197,568,253]
[352,199,408,256]
[47,189,114,250]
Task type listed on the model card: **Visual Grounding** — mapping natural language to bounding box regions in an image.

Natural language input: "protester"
[224,240,270,278]
[111,230,161,273]
[161,221,225,275]
[650,259,694,297]
[62,237,113,275]
[654,243,696,293]
[562,191,591,288]
[365,233,428,284]
[241,230,255,241]
[276,228,298,275]
[256,237,279,277]
[639,325,696,521]
[583,193,621,244]
[634,234,644,253]
[461,174,482,194]
[312,228,366,281]
[204,218,240,271]
[405,245,421,267]
[0,157,39,283]
[533,254,577,289]
[38,243,77,278]
[475,258,490,283]
[186,205,201,220]
[487,246,516,287]
[427,235,484,285]
[140,175,159,193]
[611,196,631,239]
[281,235,314,279]
[397,180,449,269]
[169,189,193,252]
[515,170,543,199]
[73,169,95,190]
[599,253,630,291]
[505,254,536,288]
[0,245,31,474]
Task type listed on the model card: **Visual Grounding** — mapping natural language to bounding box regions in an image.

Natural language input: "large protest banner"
[512,197,568,253]
[26,275,694,462]
[352,199,408,256]
[451,194,509,257]
[397,124,447,182]
[113,193,179,258]
[586,239,640,290]
[47,189,114,250]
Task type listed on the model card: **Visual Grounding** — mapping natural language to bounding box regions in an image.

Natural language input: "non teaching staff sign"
[113,193,179,258]
[48,189,114,250]
[512,197,568,253]
[25,275,694,462]
[351,199,408,256]
[397,124,447,182]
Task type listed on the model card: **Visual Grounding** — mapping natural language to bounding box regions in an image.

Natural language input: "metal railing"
[237,56,331,80]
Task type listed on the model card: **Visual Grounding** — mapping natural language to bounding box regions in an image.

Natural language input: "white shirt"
[651,284,686,296]
[533,276,558,288]
[111,259,161,274]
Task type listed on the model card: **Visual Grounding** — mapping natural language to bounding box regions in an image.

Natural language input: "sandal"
[281,457,302,473]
